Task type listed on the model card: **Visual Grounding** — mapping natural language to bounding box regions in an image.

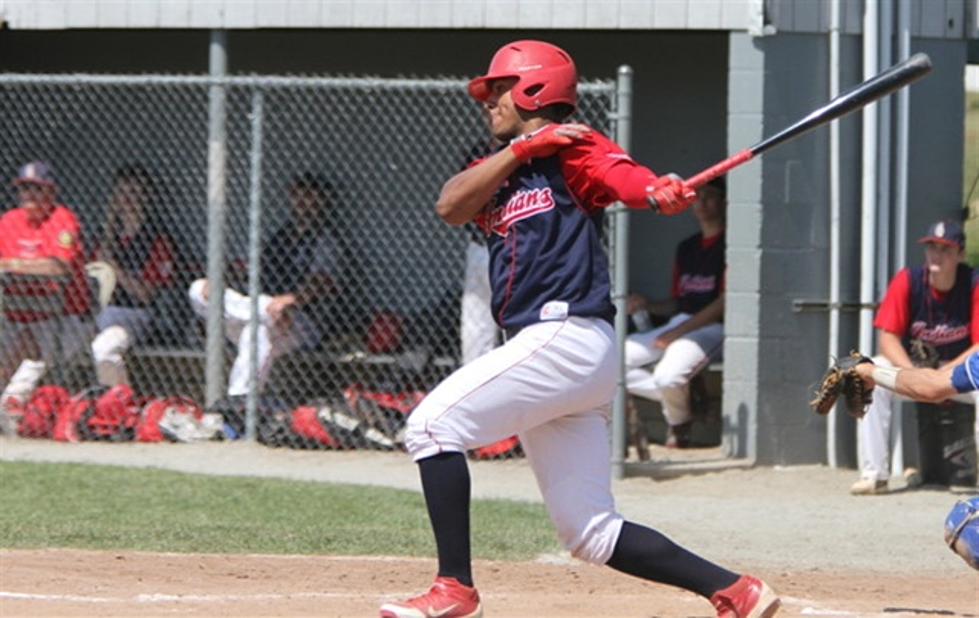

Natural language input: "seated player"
[0,161,92,415]
[90,164,177,386]
[188,172,350,396]
[624,176,726,448]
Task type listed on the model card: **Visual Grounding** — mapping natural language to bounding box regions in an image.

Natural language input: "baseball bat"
[686,52,933,189]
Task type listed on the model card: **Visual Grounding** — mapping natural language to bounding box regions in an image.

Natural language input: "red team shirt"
[874,266,979,358]
[0,204,91,321]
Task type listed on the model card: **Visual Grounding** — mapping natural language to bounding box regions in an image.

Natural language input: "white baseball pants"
[90,305,154,386]
[188,279,317,397]
[0,316,93,403]
[460,241,498,366]
[404,317,623,564]
[623,313,723,426]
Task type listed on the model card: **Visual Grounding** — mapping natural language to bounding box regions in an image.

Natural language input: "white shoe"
[850,478,888,495]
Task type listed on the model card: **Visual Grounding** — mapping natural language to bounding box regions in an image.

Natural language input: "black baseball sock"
[606,521,740,597]
[418,452,473,587]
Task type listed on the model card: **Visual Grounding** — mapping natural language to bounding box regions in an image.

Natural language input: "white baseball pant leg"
[188,279,313,397]
[460,241,498,366]
[91,305,154,386]
[0,316,92,403]
[625,315,723,426]
[404,317,623,564]
[857,355,894,482]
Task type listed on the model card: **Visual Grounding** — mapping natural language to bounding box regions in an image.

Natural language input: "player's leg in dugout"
[188,279,313,396]
[0,324,40,405]
[90,305,154,386]
[623,313,690,401]
[649,323,723,427]
[402,316,743,599]
[854,355,894,491]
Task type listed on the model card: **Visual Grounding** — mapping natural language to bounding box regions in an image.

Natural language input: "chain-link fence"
[0,72,618,456]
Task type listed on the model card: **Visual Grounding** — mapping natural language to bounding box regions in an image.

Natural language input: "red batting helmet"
[468,40,578,111]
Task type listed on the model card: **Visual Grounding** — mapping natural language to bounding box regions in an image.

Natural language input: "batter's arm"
[436,148,521,226]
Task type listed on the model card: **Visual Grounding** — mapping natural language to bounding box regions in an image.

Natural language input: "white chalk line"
[0,590,397,604]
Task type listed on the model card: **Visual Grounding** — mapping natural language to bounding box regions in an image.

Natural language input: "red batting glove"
[647,174,697,215]
[510,124,578,163]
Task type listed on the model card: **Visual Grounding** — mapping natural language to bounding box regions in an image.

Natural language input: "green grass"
[966,92,979,206]
[0,461,561,560]
[964,92,979,264]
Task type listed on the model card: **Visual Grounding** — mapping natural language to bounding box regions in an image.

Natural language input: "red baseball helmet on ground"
[468,40,578,111]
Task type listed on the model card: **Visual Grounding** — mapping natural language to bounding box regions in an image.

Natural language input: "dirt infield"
[1,548,976,617]
[3,441,979,616]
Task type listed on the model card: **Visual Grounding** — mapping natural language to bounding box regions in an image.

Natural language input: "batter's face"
[17,182,56,221]
[482,78,522,141]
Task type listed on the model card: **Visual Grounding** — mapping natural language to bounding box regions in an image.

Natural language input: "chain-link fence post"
[611,65,633,480]
[205,30,229,407]
[245,88,266,442]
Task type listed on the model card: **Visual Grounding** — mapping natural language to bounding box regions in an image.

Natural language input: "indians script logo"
[910,321,969,346]
[678,274,716,295]
[484,187,556,236]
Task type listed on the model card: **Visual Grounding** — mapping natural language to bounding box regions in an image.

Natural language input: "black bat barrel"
[751,52,933,156]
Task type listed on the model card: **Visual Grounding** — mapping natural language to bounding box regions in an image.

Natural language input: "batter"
[379,40,780,618]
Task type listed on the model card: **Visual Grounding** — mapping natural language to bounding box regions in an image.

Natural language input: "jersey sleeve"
[874,268,912,335]
[559,130,657,211]
[951,352,979,393]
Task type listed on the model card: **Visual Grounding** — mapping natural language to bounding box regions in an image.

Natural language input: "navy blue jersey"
[673,231,725,315]
[476,156,615,330]
[904,264,976,361]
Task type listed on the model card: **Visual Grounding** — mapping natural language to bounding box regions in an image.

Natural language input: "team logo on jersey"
[910,321,969,346]
[678,274,717,295]
[57,231,74,248]
[484,187,556,236]
[17,238,42,257]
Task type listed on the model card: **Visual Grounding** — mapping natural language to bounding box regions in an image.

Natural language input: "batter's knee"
[554,511,624,565]
[403,404,466,461]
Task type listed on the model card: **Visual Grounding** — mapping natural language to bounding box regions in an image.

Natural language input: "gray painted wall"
[724,31,967,465]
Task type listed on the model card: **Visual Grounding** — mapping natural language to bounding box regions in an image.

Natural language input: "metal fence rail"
[0,71,621,457]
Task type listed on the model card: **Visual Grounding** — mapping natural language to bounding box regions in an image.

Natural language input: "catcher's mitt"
[909,338,940,369]
[810,351,874,419]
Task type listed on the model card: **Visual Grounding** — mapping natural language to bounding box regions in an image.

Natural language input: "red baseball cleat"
[710,575,781,618]
[380,576,482,618]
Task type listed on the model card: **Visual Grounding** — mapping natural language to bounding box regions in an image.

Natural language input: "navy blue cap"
[918,219,965,249]
[14,161,56,187]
